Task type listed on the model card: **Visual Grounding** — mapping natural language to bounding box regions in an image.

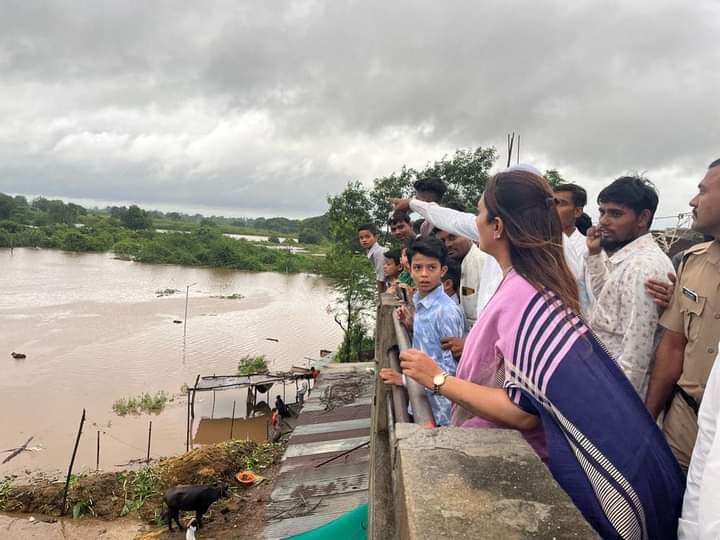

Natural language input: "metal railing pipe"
[387,347,410,423]
[392,316,436,428]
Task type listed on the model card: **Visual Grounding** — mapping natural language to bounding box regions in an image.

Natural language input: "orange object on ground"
[235,471,257,485]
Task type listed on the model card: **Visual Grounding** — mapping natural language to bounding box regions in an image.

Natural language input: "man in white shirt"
[586,176,675,398]
[435,227,486,331]
[553,183,592,314]
[679,349,720,539]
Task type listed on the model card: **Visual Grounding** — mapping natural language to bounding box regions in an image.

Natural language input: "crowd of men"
[359,158,720,538]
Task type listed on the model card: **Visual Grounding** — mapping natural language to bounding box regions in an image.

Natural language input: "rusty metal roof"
[263,361,374,540]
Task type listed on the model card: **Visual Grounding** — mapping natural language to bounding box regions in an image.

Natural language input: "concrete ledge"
[394,424,599,540]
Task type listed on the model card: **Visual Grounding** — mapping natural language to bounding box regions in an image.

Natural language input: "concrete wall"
[393,424,599,540]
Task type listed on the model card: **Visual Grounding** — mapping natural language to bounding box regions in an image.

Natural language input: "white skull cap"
[502,163,543,177]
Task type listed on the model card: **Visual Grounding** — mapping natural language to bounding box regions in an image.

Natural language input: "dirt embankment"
[1,439,284,539]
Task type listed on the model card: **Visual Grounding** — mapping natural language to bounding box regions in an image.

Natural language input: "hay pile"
[0,440,283,523]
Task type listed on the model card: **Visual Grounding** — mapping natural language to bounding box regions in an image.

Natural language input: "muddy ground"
[1,439,285,539]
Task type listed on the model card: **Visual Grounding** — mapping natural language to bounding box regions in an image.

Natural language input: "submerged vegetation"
[237,354,269,375]
[112,391,170,416]
[0,193,328,274]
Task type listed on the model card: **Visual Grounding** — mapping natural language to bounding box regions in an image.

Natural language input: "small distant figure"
[297,380,308,404]
[186,517,198,540]
[11,352,26,359]
[275,395,292,419]
[310,367,320,385]
[271,408,279,431]
[382,249,402,292]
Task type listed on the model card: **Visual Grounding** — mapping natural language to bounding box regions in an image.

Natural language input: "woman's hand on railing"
[379,368,403,386]
[399,349,442,389]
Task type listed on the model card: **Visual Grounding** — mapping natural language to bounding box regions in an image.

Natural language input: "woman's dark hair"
[575,213,592,236]
[710,158,720,169]
[484,171,580,314]
[597,176,659,223]
[442,261,461,291]
[384,248,402,265]
[406,237,448,266]
[413,218,425,234]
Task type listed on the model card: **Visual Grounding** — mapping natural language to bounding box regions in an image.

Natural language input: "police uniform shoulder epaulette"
[681,241,714,267]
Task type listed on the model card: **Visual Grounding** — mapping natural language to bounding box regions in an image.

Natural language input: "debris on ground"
[320,371,374,411]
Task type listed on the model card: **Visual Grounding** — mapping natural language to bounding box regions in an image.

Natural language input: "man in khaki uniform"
[646,158,720,469]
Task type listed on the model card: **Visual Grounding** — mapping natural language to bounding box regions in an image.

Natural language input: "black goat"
[163,483,227,531]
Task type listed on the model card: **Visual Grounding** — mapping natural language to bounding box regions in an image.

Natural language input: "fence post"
[229,400,236,440]
[61,409,86,516]
[96,430,100,472]
[146,421,152,463]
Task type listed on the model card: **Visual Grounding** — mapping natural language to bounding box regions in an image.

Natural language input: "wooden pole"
[183,285,190,338]
[229,400,236,440]
[211,390,216,419]
[186,390,191,452]
[283,381,286,402]
[96,431,100,472]
[190,374,200,419]
[516,134,521,164]
[61,409,86,516]
[146,421,152,463]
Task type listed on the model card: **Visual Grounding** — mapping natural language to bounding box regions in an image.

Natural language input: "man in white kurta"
[678,349,720,539]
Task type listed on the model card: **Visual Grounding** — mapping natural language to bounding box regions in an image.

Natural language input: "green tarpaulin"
[284,502,368,540]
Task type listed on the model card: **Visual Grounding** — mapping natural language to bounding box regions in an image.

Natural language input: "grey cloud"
[0,0,717,218]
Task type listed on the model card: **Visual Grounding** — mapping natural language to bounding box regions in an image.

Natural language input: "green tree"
[121,205,153,230]
[544,169,566,188]
[421,147,497,211]
[298,230,322,244]
[326,181,372,252]
[0,194,15,220]
[321,248,376,362]
[368,166,415,231]
[62,230,93,251]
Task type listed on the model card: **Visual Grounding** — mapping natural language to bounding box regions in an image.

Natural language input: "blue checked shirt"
[411,285,466,426]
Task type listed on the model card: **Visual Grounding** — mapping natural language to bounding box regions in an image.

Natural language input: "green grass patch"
[0,478,12,511]
[237,354,268,375]
[112,391,169,416]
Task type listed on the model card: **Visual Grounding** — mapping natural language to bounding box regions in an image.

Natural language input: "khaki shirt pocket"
[680,294,706,342]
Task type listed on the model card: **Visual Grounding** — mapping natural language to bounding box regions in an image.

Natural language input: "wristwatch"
[433,371,449,395]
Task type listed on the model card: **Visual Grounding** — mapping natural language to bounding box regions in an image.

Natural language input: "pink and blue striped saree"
[453,271,684,539]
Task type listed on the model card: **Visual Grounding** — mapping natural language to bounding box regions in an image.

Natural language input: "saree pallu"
[505,289,684,539]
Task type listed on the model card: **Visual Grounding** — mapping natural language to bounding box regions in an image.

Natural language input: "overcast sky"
[0,1,717,221]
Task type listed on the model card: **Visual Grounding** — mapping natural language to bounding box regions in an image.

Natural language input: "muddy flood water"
[0,248,342,476]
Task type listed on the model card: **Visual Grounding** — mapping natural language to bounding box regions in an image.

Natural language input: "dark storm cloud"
[0,0,717,217]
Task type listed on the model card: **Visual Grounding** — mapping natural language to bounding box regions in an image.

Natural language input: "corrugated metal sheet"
[263,361,374,540]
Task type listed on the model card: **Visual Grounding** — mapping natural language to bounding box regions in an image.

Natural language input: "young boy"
[383,248,402,290]
[379,237,465,425]
[441,261,461,305]
[358,223,388,293]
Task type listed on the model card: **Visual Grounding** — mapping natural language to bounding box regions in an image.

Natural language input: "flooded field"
[0,248,342,476]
